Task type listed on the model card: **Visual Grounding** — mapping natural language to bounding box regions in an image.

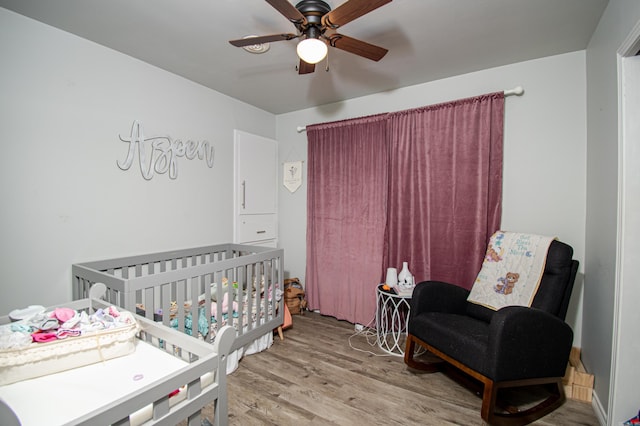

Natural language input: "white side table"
[376,284,413,356]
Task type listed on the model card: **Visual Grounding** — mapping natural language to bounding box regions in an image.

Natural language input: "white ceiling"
[1,0,608,114]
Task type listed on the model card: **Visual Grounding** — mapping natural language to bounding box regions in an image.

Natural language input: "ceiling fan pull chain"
[325,49,330,72]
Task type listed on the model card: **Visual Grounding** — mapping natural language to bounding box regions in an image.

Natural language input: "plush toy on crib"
[210,292,238,317]
[252,275,266,293]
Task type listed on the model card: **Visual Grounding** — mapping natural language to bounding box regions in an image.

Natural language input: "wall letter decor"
[117,121,215,180]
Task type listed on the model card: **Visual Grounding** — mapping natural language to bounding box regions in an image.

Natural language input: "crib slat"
[189,276,199,338]
[161,283,171,327]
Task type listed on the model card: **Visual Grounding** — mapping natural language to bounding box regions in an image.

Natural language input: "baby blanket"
[467,231,555,311]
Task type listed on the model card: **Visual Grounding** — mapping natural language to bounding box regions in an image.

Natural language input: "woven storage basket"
[0,320,138,386]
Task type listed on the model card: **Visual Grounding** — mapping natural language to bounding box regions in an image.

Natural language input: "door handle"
[241,180,246,210]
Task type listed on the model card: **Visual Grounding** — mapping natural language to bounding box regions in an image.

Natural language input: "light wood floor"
[205,311,600,425]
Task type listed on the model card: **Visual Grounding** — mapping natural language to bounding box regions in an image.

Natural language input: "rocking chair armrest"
[410,281,470,316]
[487,306,573,381]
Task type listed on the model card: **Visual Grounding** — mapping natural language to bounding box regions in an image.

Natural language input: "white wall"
[276,51,587,346]
[584,0,640,423]
[0,9,275,314]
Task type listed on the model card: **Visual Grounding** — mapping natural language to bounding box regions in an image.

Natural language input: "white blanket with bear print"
[467,231,555,311]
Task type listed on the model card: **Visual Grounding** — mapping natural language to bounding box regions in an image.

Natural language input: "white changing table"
[0,297,235,426]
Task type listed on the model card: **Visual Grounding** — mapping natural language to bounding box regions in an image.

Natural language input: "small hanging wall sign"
[117,120,215,180]
[283,161,303,193]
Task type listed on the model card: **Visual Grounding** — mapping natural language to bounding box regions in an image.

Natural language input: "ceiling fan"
[229,0,392,74]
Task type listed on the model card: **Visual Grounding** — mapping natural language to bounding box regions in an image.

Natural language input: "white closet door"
[234,130,278,245]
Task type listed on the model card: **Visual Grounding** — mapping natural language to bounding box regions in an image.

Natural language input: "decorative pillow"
[467,231,555,311]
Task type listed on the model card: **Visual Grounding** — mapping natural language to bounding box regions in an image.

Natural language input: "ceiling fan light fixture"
[296,37,327,64]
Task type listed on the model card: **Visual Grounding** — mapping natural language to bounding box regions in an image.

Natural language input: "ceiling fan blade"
[298,59,316,74]
[229,33,298,47]
[322,0,392,29]
[265,0,307,25]
[327,34,388,61]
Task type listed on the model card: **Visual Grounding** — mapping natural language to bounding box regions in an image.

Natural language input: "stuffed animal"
[205,277,238,302]
[284,278,307,315]
[210,292,238,317]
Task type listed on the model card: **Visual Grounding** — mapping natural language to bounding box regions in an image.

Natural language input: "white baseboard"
[591,390,607,426]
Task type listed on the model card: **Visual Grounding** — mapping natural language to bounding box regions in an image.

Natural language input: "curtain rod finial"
[297,126,307,133]
[504,86,524,96]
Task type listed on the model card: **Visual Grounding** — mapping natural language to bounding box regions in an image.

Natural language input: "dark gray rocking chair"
[404,239,579,425]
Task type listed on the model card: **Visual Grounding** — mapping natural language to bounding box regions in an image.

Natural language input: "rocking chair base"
[405,334,566,426]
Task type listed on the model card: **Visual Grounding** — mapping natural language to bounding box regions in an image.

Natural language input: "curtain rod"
[296,86,524,133]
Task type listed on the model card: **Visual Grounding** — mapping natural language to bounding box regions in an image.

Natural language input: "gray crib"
[72,243,284,352]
